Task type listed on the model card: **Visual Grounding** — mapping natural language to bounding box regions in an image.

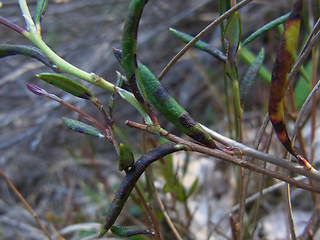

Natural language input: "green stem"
[25,33,115,92]
[23,33,153,125]
[18,0,36,33]
[232,78,242,141]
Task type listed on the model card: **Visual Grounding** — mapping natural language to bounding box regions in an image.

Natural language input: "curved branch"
[126,121,320,188]
[99,142,185,237]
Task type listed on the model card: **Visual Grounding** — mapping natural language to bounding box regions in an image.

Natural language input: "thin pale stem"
[157,0,254,80]
[284,179,297,240]
[287,30,320,87]
[0,167,52,239]
[154,187,183,240]
[133,185,162,240]
[200,124,319,177]
[231,175,308,213]
[126,121,320,191]
[249,129,273,240]
[18,0,36,33]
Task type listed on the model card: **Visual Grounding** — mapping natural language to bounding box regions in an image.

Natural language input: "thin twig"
[0,167,52,240]
[0,15,26,34]
[299,18,320,59]
[200,124,320,178]
[133,185,162,240]
[231,175,308,213]
[99,142,184,237]
[126,121,320,193]
[298,202,320,240]
[249,127,273,240]
[284,179,297,240]
[157,0,254,80]
[287,30,320,87]
[148,169,182,240]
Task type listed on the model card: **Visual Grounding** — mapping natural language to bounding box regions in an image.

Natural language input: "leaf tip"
[26,83,48,96]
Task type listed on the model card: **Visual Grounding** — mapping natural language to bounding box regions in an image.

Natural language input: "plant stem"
[18,0,36,33]
[0,16,26,34]
[0,167,52,240]
[25,33,115,92]
[158,0,253,80]
[127,121,320,183]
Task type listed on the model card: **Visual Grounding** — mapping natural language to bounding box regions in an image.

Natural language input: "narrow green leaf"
[62,117,105,138]
[294,61,312,109]
[218,0,231,36]
[242,13,290,47]
[35,0,49,25]
[223,12,241,50]
[37,73,94,100]
[239,47,271,83]
[163,183,175,194]
[169,28,271,83]
[186,177,199,198]
[115,71,153,125]
[110,226,128,237]
[223,12,241,81]
[0,44,56,71]
[118,143,135,171]
[177,182,186,203]
[169,28,227,62]
[160,153,174,184]
[111,225,153,237]
[240,48,265,105]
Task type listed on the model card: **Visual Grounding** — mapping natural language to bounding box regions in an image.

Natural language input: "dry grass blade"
[0,167,52,240]
[287,30,320,87]
[231,175,309,213]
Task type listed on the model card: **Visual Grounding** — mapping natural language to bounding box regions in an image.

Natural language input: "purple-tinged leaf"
[26,83,48,96]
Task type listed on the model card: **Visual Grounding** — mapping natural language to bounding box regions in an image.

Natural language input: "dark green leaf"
[160,151,175,183]
[110,226,128,237]
[177,182,186,203]
[240,48,265,105]
[223,12,241,80]
[37,73,94,99]
[169,28,227,62]
[239,47,271,83]
[186,177,199,198]
[163,183,175,194]
[0,44,56,71]
[223,12,241,50]
[119,143,135,171]
[111,225,152,237]
[62,117,104,138]
[294,61,312,109]
[242,13,290,47]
